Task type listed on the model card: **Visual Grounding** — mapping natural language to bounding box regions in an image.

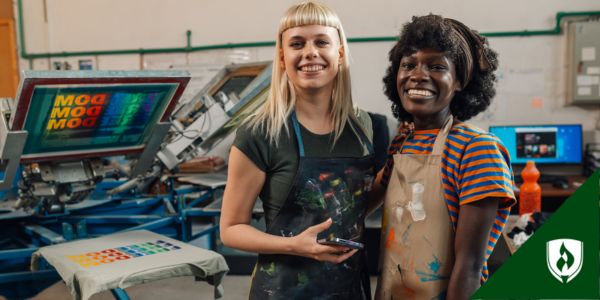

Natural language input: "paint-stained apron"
[249,112,374,300]
[375,117,455,300]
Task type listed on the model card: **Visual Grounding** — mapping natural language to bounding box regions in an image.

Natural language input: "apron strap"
[290,110,306,157]
[432,116,454,155]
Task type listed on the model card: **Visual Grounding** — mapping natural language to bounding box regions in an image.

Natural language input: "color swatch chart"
[66,240,182,268]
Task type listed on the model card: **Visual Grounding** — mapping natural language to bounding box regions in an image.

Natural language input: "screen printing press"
[0,62,273,298]
[0,69,271,299]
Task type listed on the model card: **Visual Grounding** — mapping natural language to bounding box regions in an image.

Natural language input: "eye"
[316,39,330,47]
[400,62,415,70]
[430,64,448,71]
[289,41,304,49]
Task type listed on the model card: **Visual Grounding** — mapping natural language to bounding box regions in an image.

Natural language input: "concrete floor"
[30,275,378,300]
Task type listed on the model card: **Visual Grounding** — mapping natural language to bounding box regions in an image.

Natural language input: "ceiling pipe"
[15,0,600,60]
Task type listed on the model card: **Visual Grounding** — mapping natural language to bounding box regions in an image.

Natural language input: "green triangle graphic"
[472,171,599,299]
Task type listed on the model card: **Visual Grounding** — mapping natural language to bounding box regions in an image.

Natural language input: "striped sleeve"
[457,133,516,208]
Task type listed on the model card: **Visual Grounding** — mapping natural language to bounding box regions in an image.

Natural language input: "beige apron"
[375,118,455,300]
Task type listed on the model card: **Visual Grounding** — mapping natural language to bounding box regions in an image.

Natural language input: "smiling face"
[280,25,343,96]
[397,48,461,129]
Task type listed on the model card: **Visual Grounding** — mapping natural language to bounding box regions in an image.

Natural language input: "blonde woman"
[220,1,375,299]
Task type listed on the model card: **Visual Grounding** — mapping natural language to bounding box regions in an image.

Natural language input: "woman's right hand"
[291,218,358,264]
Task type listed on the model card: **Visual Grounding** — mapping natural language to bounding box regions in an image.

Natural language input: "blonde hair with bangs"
[248,1,359,146]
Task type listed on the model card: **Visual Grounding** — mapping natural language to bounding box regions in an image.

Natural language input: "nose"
[409,64,429,82]
[303,43,318,59]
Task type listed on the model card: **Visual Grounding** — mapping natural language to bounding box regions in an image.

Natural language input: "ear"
[454,81,462,92]
[279,49,285,70]
[338,45,345,63]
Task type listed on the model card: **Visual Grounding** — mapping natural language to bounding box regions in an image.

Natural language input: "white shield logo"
[546,239,583,283]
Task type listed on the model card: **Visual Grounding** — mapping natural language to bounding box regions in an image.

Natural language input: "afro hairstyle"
[382,14,499,122]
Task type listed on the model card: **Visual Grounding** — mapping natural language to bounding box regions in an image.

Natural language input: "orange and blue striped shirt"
[381,122,516,282]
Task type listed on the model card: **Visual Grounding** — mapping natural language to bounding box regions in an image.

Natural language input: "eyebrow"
[403,53,450,62]
[288,33,332,40]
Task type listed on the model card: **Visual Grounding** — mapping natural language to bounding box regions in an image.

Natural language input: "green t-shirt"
[233,112,372,225]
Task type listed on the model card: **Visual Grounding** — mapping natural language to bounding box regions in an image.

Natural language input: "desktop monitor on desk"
[489,124,583,165]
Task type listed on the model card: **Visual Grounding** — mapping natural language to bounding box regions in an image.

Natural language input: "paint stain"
[385,228,395,249]
[416,270,449,282]
[531,97,543,109]
[297,272,309,285]
[428,255,441,273]
[401,223,412,244]
[402,285,416,299]
[260,262,276,276]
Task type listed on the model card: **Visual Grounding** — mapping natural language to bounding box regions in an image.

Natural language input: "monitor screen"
[489,124,582,165]
[12,71,189,162]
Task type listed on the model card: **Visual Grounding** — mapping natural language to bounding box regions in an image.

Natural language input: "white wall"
[14,0,600,144]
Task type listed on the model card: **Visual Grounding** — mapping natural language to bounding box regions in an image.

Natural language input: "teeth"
[300,65,324,72]
[408,89,433,97]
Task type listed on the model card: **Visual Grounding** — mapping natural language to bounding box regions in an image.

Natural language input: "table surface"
[515,175,586,198]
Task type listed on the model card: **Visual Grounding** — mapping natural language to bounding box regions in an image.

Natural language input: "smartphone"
[317,237,364,250]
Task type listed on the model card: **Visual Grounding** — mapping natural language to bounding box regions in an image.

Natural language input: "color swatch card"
[66,239,182,268]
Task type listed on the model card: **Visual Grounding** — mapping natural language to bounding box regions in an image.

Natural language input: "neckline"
[297,121,335,137]
[412,122,461,135]
[413,128,441,135]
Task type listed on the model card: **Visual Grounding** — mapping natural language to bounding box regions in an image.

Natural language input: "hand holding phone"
[317,237,364,250]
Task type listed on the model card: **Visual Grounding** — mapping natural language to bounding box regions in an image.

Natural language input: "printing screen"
[19,83,178,160]
[489,124,582,164]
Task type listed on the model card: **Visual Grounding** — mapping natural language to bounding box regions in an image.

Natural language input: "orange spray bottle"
[519,161,542,214]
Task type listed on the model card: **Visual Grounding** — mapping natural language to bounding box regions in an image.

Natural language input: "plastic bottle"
[519,161,542,214]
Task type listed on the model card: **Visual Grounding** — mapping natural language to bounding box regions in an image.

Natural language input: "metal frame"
[0,114,26,189]
[0,180,225,298]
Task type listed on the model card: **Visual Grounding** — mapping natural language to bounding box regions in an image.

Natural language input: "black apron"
[249,112,375,300]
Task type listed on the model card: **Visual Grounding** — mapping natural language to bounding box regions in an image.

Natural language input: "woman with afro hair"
[370,15,516,299]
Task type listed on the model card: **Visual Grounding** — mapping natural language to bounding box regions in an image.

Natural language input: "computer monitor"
[11,71,190,163]
[489,124,583,165]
